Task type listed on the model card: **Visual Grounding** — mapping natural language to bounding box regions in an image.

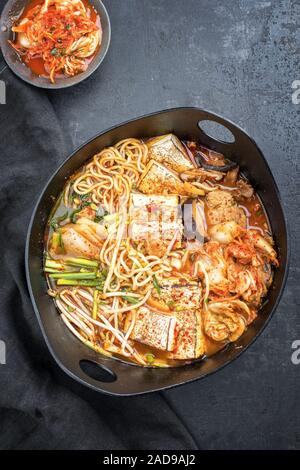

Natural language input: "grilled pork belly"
[151,277,201,309]
[169,309,205,360]
[138,160,186,195]
[128,303,205,360]
[129,193,183,256]
[146,134,194,173]
[127,305,178,351]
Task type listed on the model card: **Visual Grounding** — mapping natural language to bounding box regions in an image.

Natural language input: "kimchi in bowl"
[0,0,111,89]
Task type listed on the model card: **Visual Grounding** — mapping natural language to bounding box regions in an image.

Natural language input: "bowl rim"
[0,0,111,89]
[25,106,290,396]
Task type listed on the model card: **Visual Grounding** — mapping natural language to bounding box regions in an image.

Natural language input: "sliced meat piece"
[138,160,186,195]
[129,193,183,256]
[147,134,194,173]
[128,306,177,351]
[206,189,246,227]
[169,309,205,360]
[151,277,201,309]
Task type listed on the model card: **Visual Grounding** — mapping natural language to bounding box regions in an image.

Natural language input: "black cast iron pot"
[25,107,289,396]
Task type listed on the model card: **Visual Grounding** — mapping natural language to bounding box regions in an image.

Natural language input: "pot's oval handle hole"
[79,359,116,383]
[198,120,235,144]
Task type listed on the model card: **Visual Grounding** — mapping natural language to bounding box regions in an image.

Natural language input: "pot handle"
[195,110,255,160]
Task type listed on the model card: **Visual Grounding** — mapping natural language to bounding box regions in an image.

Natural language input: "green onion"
[145,353,155,364]
[44,267,64,273]
[52,231,64,251]
[69,208,82,223]
[94,206,108,223]
[66,24,71,30]
[51,47,59,56]
[152,275,161,295]
[58,230,64,251]
[64,257,99,268]
[122,295,140,305]
[67,306,74,312]
[78,193,91,205]
[166,300,176,309]
[175,305,186,312]
[45,259,66,270]
[56,279,104,287]
[50,272,96,280]
[92,290,98,320]
[97,269,108,280]
[50,211,68,230]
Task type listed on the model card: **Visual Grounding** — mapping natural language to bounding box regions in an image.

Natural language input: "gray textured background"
[1,0,300,449]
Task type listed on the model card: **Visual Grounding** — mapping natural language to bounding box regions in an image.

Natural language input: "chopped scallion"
[152,275,161,295]
[122,295,140,304]
[50,271,96,280]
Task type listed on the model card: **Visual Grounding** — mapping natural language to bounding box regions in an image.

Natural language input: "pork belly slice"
[138,160,186,195]
[169,309,205,360]
[146,134,194,173]
[128,193,183,256]
[129,193,180,223]
[130,192,179,210]
[151,277,201,309]
[128,305,177,351]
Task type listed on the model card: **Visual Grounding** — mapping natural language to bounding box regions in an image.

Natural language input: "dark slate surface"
[0,0,299,450]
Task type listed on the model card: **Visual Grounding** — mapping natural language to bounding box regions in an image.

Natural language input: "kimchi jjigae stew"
[44,134,278,367]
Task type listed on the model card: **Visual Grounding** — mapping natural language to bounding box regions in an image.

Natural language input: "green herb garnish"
[69,208,82,224]
[50,211,68,230]
[56,279,104,287]
[145,353,155,364]
[122,295,140,305]
[94,206,108,223]
[50,271,97,280]
[52,230,64,252]
[175,305,185,312]
[152,275,161,295]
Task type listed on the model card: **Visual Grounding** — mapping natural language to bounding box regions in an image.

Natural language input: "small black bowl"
[0,0,111,89]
